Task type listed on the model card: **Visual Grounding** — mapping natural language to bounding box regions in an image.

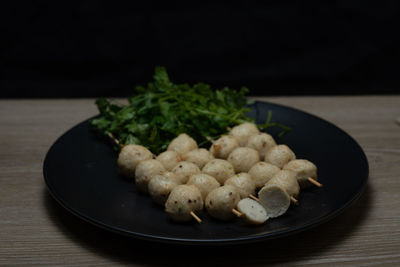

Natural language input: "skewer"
[232,208,243,217]
[249,194,259,202]
[190,211,202,223]
[206,136,214,142]
[107,132,124,147]
[290,196,299,205]
[308,177,323,187]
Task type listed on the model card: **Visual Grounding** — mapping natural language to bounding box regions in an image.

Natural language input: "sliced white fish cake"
[258,184,290,218]
[237,198,268,224]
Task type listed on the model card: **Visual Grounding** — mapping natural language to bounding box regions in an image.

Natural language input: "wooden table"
[1,96,399,266]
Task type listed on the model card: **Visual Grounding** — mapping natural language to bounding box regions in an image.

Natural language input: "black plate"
[43,101,369,245]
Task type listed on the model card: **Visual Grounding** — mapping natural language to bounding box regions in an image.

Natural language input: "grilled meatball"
[264,144,296,168]
[248,162,280,189]
[156,150,182,171]
[167,133,198,155]
[246,133,276,159]
[202,159,235,184]
[134,159,166,193]
[237,198,268,224]
[165,185,204,222]
[183,148,214,169]
[227,147,260,173]
[205,185,240,221]
[267,170,300,198]
[229,122,260,146]
[148,174,179,205]
[224,173,256,199]
[117,144,153,177]
[187,173,220,199]
[209,135,239,159]
[171,161,201,184]
[258,184,291,218]
[283,159,318,188]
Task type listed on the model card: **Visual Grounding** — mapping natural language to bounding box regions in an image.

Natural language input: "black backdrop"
[1,1,399,97]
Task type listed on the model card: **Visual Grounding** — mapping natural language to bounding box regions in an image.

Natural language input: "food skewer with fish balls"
[248,162,280,190]
[134,159,166,193]
[167,133,198,155]
[209,135,239,159]
[156,150,182,171]
[171,161,201,184]
[165,185,204,223]
[148,172,181,205]
[205,185,241,221]
[202,159,235,185]
[229,122,260,146]
[265,170,300,204]
[182,148,214,169]
[283,159,322,188]
[117,144,154,178]
[224,173,256,199]
[246,132,277,159]
[264,144,296,169]
[227,147,260,173]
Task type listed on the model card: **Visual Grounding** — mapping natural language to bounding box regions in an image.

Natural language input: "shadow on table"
[43,183,372,266]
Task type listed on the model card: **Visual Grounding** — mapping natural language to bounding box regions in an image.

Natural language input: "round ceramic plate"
[43,101,368,245]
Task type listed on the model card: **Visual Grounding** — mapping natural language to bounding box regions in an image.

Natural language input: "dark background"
[1,1,399,97]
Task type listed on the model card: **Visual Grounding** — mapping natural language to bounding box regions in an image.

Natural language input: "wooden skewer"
[232,208,243,217]
[107,132,124,147]
[290,196,299,205]
[249,194,260,202]
[190,211,202,223]
[308,177,323,187]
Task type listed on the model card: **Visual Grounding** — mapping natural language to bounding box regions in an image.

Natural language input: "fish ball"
[209,135,239,159]
[187,173,220,199]
[258,184,291,218]
[202,159,235,184]
[167,133,198,155]
[246,133,276,159]
[148,174,179,205]
[171,161,201,184]
[264,144,296,168]
[224,173,256,199]
[237,198,268,224]
[183,148,214,169]
[205,185,240,221]
[165,185,204,222]
[156,150,182,171]
[134,159,166,193]
[117,144,153,177]
[229,122,260,146]
[283,159,318,189]
[227,147,260,173]
[248,162,280,189]
[267,170,300,198]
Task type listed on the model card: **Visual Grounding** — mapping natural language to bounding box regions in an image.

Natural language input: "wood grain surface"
[0,96,399,266]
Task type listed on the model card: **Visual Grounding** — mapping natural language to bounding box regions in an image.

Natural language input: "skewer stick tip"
[232,208,243,217]
[190,211,202,223]
[290,196,299,205]
[308,177,323,187]
[249,194,260,202]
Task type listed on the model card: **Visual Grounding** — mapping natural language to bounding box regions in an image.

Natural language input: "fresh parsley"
[90,67,290,154]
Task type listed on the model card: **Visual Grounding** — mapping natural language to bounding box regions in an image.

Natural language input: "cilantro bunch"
[91,67,290,154]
